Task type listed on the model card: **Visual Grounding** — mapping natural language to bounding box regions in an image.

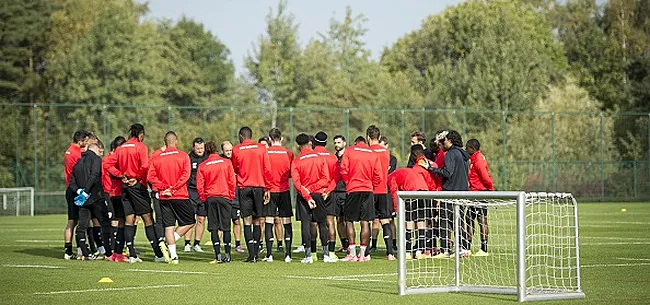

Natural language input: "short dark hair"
[354,136,366,145]
[296,133,310,146]
[411,131,426,143]
[192,137,205,146]
[313,131,327,147]
[380,136,388,144]
[96,139,104,150]
[239,127,252,140]
[333,135,346,142]
[164,131,177,145]
[72,130,88,143]
[258,135,270,144]
[129,123,145,139]
[87,132,98,140]
[205,141,218,155]
[366,125,380,140]
[110,136,126,151]
[466,139,480,151]
[269,128,282,141]
[411,144,424,157]
[446,130,463,147]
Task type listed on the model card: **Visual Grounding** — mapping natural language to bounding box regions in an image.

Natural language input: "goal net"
[396,191,584,302]
[0,187,35,216]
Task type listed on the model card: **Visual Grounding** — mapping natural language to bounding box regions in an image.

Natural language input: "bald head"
[221,141,233,159]
[164,131,178,147]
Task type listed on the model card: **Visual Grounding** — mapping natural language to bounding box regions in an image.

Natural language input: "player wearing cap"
[313,131,340,262]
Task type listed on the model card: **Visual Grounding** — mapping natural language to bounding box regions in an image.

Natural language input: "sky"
[141,0,465,76]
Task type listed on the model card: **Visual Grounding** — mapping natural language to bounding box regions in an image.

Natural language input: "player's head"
[192,137,205,157]
[129,123,145,142]
[86,132,99,145]
[164,131,177,147]
[221,141,233,159]
[333,135,346,152]
[205,141,218,155]
[269,128,283,144]
[440,130,462,151]
[314,131,327,147]
[295,133,311,149]
[429,138,438,151]
[411,144,424,158]
[110,136,126,152]
[72,130,89,146]
[96,139,105,155]
[366,125,381,143]
[466,139,480,155]
[238,126,252,143]
[354,136,367,145]
[87,143,101,156]
[411,131,426,146]
[435,130,447,147]
[379,136,389,149]
[258,135,270,148]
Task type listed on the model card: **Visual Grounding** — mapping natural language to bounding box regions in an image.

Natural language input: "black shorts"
[261,193,278,217]
[344,192,374,222]
[231,207,241,221]
[271,191,292,218]
[297,193,327,223]
[332,192,346,217]
[239,187,265,218]
[323,195,337,216]
[66,188,79,220]
[189,190,207,217]
[403,198,433,222]
[206,197,232,232]
[374,194,394,219]
[110,196,125,220]
[90,199,110,225]
[159,199,196,227]
[121,183,152,216]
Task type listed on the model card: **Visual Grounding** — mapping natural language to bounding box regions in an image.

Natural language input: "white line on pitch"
[16,240,61,243]
[583,242,650,246]
[581,237,650,240]
[0,228,59,232]
[582,263,650,268]
[284,275,394,283]
[32,284,187,295]
[2,264,64,269]
[126,269,208,275]
[616,258,650,261]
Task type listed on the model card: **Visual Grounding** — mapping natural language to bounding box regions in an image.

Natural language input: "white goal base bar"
[0,187,35,216]
[396,191,585,302]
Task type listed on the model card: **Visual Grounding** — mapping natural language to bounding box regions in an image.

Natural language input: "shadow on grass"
[327,283,396,296]
[463,293,517,303]
[16,247,62,259]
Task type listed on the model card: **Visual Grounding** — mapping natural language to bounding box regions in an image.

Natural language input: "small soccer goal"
[0,187,35,216]
[396,191,584,302]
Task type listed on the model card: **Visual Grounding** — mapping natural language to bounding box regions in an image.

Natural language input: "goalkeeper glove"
[417,159,431,170]
[74,189,90,207]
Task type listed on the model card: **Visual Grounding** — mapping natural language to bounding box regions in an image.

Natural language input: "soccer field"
[0,202,649,305]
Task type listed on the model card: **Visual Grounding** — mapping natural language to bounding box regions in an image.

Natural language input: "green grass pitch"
[1,202,649,305]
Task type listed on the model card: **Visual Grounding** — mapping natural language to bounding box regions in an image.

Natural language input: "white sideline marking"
[582,237,650,240]
[587,262,650,267]
[284,275,394,283]
[0,228,59,232]
[583,242,650,246]
[16,240,60,243]
[126,269,208,275]
[2,264,64,269]
[32,284,187,295]
[616,258,650,261]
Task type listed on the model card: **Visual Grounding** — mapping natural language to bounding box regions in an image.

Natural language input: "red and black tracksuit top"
[340,142,382,193]
[412,155,438,191]
[147,146,191,200]
[313,145,339,194]
[105,137,149,186]
[291,147,329,201]
[64,144,82,187]
[102,152,122,197]
[196,154,236,202]
[267,145,294,193]
[388,168,429,211]
[231,139,272,189]
[369,143,390,195]
[469,151,494,191]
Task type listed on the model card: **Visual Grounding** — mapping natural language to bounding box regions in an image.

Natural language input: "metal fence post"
[552,112,557,192]
[33,104,38,209]
[501,111,508,190]
[345,109,350,144]
[289,107,294,145]
[600,112,605,202]
[401,109,406,162]
[167,105,172,131]
[647,113,650,197]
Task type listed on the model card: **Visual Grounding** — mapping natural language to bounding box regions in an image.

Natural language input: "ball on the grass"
[621,208,627,212]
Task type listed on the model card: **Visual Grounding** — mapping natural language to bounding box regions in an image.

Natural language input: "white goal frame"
[1,187,35,216]
[396,191,585,302]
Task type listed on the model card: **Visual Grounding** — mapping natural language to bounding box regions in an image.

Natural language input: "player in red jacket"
[291,133,331,263]
[147,131,193,264]
[411,144,441,258]
[340,136,382,262]
[465,139,493,257]
[312,131,341,262]
[264,128,294,262]
[231,126,272,262]
[105,124,165,263]
[103,136,128,262]
[196,141,236,264]
[388,167,428,258]
[366,125,395,260]
[63,130,89,260]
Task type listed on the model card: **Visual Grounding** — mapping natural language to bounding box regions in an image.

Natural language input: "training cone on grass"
[98,277,114,283]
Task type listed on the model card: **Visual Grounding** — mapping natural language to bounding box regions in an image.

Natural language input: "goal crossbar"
[396,191,584,302]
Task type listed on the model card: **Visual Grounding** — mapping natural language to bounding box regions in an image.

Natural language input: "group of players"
[63,123,494,264]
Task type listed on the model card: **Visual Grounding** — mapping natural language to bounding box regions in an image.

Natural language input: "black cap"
[314,131,328,144]
[193,137,205,144]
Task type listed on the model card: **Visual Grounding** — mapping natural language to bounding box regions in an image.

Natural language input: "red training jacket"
[434,147,445,190]
[148,147,166,191]
[196,154,236,202]
[340,142,382,193]
[105,137,149,185]
[102,152,122,197]
[469,151,494,191]
[313,146,339,194]
[412,155,438,191]
[147,146,191,200]
[231,139,272,189]
[369,143,390,194]
[64,144,82,187]
[388,168,429,211]
[291,147,329,201]
[267,145,294,192]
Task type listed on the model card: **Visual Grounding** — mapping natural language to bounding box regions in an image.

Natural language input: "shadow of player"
[15,247,62,259]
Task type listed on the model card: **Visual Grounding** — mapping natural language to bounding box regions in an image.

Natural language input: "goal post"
[0,187,35,216]
[396,191,584,302]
